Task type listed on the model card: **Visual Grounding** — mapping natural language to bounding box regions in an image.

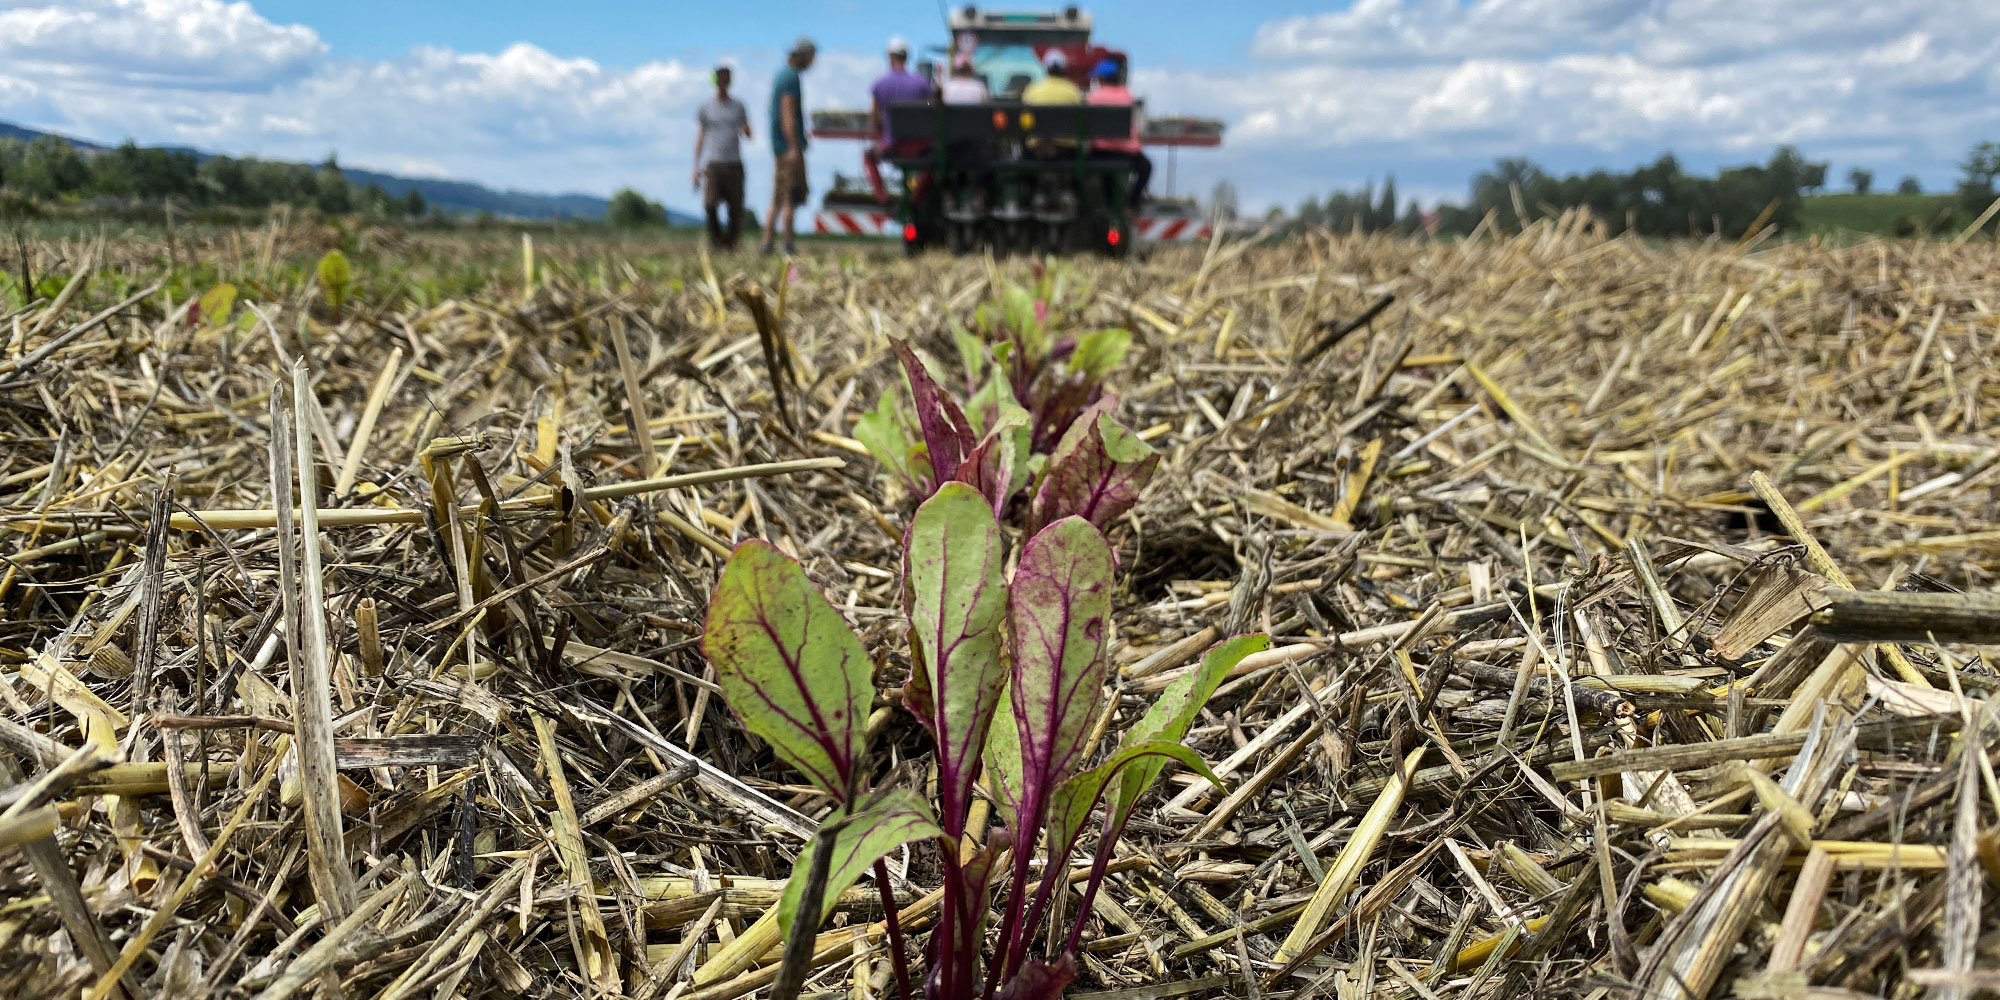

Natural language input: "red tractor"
[810,6,1224,254]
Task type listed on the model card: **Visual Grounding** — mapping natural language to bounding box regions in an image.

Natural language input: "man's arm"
[869,90,882,146]
[692,116,707,186]
[740,106,752,139]
[781,93,802,155]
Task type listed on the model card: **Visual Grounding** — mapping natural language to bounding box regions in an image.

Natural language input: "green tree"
[607,187,667,227]
[1897,175,1923,195]
[1958,141,2000,228]
[402,188,427,217]
[12,136,88,199]
[1846,168,1873,195]
[315,155,352,214]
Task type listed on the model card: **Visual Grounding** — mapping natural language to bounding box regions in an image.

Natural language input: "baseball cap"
[1092,59,1119,80]
[887,36,909,55]
[1042,49,1067,70]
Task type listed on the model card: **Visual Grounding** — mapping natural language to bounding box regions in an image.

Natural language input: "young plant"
[702,483,1268,1000]
[858,333,1156,533]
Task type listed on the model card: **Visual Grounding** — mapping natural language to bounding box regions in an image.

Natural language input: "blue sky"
[5,0,2000,217]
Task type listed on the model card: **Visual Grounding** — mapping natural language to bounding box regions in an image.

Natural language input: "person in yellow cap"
[1022,49,1081,105]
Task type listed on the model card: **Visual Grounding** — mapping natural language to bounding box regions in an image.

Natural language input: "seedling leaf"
[893,338,977,487]
[1007,516,1115,836]
[1107,634,1268,828]
[903,483,1010,835]
[703,540,872,799]
[776,788,942,938]
[1030,409,1161,533]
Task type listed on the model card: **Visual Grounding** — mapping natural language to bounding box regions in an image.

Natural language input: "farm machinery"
[810,6,1224,254]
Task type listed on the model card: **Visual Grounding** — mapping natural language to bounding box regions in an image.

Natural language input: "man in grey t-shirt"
[693,65,751,250]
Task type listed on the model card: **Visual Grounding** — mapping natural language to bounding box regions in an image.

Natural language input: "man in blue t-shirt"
[761,36,815,256]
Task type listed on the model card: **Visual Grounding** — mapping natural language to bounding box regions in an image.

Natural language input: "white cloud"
[0,0,324,90]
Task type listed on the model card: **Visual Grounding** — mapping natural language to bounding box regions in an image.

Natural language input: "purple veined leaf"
[854,384,933,495]
[956,393,1033,518]
[994,955,1078,1000]
[703,540,873,801]
[902,483,1009,838]
[1106,634,1268,829]
[776,788,942,939]
[1047,740,1223,868]
[1006,516,1115,839]
[893,338,977,487]
[1028,408,1161,535]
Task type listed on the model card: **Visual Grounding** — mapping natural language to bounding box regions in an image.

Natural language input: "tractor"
[809,6,1224,255]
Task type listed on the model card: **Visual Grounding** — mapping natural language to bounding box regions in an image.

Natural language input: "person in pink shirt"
[1086,59,1151,208]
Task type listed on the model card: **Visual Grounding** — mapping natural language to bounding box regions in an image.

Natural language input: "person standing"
[693,65,751,250]
[761,37,816,256]
[1085,59,1150,208]
[864,36,936,203]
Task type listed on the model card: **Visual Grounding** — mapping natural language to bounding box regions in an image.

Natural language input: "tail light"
[903,223,918,241]
[1107,227,1121,246]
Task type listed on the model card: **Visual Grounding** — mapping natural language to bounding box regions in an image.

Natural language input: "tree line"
[0,136,427,218]
[1275,146,1832,239]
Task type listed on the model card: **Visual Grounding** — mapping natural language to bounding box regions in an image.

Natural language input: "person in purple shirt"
[864,36,936,204]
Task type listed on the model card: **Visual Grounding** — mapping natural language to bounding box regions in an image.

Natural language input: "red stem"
[1063,812,1127,956]
[872,859,914,1000]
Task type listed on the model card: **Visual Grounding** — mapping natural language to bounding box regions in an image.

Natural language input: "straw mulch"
[2,227,1997,1000]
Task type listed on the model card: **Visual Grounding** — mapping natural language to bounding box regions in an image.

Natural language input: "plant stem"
[1063,813,1127,956]
[872,858,914,1000]
[773,826,836,1000]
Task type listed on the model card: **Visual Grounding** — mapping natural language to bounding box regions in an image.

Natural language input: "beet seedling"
[701,483,1267,1000]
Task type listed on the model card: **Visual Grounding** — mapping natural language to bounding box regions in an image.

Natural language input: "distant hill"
[0,120,696,224]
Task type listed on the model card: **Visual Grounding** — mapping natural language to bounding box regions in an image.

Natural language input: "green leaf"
[1068,328,1131,383]
[703,540,873,799]
[953,323,990,387]
[902,483,1009,836]
[197,283,237,324]
[982,691,1024,835]
[855,385,928,493]
[777,788,942,938]
[316,250,351,308]
[1107,634,1268,828]
[1049,740,1223,856]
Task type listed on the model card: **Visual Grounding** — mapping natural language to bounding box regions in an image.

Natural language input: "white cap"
[1042,49,1067,70]
[887,36,909,55]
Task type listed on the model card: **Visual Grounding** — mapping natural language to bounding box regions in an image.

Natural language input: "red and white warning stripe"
[814,210,1211,243]
[813,210,897,236]
[1134,216,1212,242]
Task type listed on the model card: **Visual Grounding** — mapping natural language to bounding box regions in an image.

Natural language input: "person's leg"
[702,163,724,247]
[760,157,782,252]
[721,164,745,249]
[1130,153,1152,208]
[864,145,890,204]
[781,158,804,251]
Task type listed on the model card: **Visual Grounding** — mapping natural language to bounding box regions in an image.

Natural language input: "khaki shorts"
[774,154,809,207]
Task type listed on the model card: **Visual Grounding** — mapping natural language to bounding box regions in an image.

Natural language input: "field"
[3,219,1998,1000]
[1799,192,1961,238]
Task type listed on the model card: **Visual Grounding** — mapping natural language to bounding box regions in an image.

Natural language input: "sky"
[4,0,2000,217]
